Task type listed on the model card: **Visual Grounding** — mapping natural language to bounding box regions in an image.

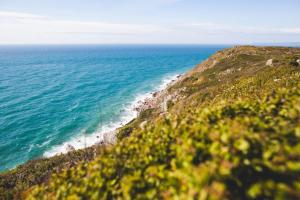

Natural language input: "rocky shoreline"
[133,74,182,113]
[68,74,184,150]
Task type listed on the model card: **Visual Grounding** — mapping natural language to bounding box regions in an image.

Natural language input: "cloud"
[0,11,299,44]
[280,28,300,34]
[127,0,183,6]
[0,11,173,44]
[0,11,45,19]
[183,22,300,35]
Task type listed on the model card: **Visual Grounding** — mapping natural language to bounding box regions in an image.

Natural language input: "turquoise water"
[0,45,227,172]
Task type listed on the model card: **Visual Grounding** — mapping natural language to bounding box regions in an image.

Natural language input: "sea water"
[0,45,227,172]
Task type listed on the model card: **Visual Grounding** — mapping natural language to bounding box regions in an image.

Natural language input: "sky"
[0,0,300,44]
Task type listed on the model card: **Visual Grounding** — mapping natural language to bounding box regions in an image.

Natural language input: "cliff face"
[2,46,300,200]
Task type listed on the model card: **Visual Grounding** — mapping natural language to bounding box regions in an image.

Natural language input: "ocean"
[0,45,227,172]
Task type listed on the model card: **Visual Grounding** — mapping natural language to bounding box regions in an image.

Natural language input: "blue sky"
[0,0,300,44]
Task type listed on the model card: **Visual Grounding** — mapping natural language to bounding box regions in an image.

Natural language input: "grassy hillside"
[0,146,105,200]
[2,46,300,199]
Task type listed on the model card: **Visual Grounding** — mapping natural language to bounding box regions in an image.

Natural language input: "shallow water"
[0,44,227,172]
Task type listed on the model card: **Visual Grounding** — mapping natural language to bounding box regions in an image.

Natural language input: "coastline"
[43,73,182,157]
[2,46,300,199]
[0,45,222,173]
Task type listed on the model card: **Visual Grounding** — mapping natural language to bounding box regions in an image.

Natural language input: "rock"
[103,131,116,144]
[212,60,218,66]
[66,144,75,152]
[139,121,147,130]
[162,95,172,112]
[266,59,273,66]
[220,68,234,76]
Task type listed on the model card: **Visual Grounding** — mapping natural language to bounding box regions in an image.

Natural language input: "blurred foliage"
[0,146,101,199]
[2,46,300,200]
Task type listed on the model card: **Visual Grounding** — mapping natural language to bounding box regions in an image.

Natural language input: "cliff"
[1,46,300,200]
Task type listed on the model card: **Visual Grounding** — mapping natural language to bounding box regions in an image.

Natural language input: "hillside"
[2,46,300,199]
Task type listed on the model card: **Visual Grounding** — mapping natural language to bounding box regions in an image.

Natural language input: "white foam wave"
[43,73,180,158]
[158,74,180,91]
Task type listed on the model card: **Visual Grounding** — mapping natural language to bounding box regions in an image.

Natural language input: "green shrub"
[117,126,133,140]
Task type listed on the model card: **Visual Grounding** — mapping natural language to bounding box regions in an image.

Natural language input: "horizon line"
[0,42,299,45]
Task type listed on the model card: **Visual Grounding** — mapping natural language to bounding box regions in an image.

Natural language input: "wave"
[43,73,180,157]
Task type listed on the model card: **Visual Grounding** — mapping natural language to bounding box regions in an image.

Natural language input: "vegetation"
[0,146,102,200]
[1,46,300,199]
